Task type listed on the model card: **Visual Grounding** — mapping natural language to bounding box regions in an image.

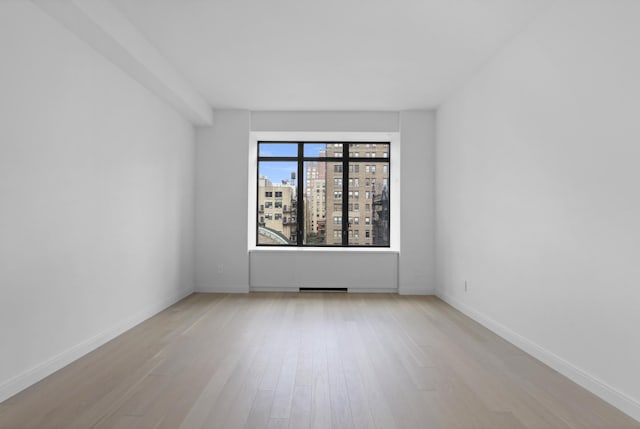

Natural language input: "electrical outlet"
[464,280,468,292]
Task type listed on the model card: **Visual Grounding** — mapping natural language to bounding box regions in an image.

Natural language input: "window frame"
[248,132,400,252]
[257,141,390,247]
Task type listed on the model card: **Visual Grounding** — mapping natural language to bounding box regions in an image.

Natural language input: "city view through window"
[257,142,390,246]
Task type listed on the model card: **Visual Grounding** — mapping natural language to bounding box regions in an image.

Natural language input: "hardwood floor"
[1,293,638,429]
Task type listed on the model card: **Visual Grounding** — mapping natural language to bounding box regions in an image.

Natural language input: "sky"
[258,143,328,184]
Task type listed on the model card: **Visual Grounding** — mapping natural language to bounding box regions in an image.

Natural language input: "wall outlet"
[464,280,468,292]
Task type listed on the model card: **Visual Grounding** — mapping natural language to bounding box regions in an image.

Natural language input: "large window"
[257,142,390,247]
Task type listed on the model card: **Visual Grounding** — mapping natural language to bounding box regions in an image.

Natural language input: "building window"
[257,141,390,247]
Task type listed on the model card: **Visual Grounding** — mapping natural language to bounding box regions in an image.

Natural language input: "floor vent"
[299,287,348,293]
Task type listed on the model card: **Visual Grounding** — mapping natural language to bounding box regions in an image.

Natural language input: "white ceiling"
[110,0,551,111]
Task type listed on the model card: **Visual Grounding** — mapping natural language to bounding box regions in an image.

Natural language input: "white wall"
[436,0,640,420]
[250,251,398,292]
[0,1,195,402]
[196,110,436,294]
[400,111,436,294]
[195,110,251,292]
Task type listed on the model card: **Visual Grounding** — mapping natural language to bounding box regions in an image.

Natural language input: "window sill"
[249,247,399,254]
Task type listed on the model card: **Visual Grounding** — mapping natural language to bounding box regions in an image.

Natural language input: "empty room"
[1,0,639,428]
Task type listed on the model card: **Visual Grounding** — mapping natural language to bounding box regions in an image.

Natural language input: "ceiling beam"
[31,0,213,126]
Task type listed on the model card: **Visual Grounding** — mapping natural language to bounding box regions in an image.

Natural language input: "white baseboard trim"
[399,286,436,296]
[348,288,398,293]
[0,288,193,404]
[250,287,298,293]
[437,292,640,423]
[196,285,249,293]
[248,287,398,293]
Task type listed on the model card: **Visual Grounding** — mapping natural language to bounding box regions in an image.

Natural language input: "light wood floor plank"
[1,293,638,429]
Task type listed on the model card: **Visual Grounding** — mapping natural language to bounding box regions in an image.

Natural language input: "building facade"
[324,143,390,246]
[257,177,297,244]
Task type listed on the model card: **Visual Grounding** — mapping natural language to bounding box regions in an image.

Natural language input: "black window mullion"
[296,143,304,246]
[342,143,348,246]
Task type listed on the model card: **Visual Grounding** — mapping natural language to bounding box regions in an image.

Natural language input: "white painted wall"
[400,111,436,294]
[250,251,398,292]
[0,1,195,402]
[250,111,400,133]
[195,111,252,292]
[196,110,435,294]
[436,0,640,420]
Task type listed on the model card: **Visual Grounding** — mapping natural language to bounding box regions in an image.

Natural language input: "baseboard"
[399,286,436,296]
[248,287,398,293]
[249,287,298,293]
[0,288,193,404]
[437,292,640,423]
[348,288,398,293]
[196,285,249,293]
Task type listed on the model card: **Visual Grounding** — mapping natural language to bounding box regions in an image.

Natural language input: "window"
[257,141,390,247]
